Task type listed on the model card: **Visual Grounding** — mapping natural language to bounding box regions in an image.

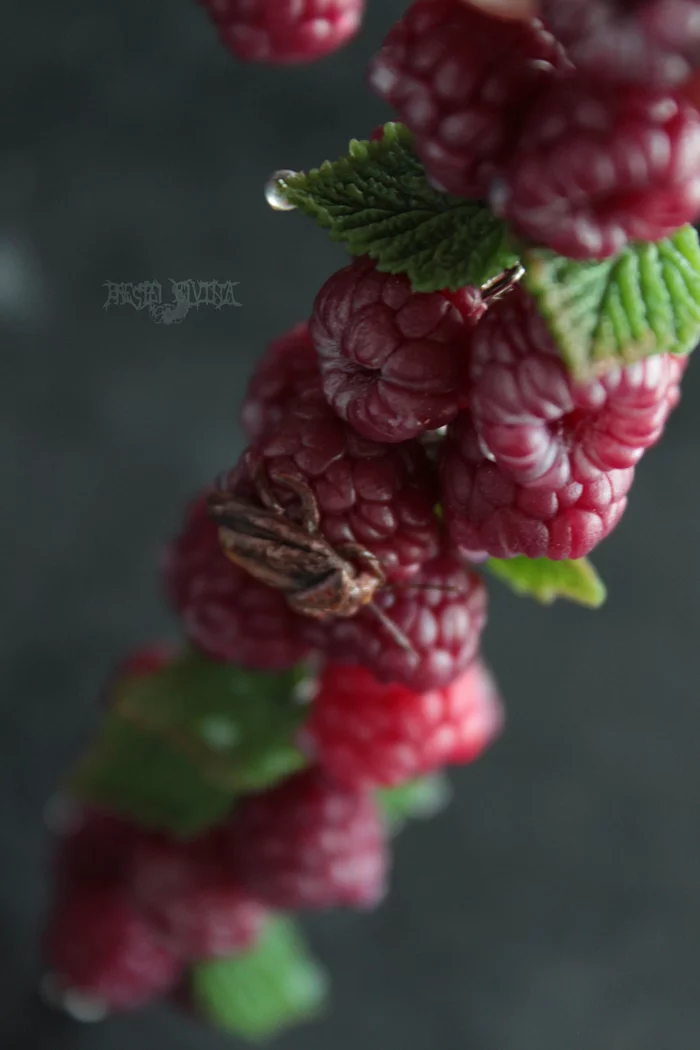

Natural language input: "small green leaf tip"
[486,556,607,608]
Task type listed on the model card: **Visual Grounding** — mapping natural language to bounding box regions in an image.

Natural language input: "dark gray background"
[2,1,700,1047]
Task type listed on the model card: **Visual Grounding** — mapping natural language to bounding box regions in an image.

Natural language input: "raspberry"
[224,391,441,582]
[53,807,137,893]
[495,78,700,260]
[441,413,635,560]
[368,0,564,197]
[468,287,687,487]
[200,0,364,65]
[224,768,387,910]
[165,494,312,669]
[128,830,267,961]
[307,552,488,691]
[543,0,700,88]
[305,660,503,789]
[309,257,483,443]
[45,886,181,1011]
[241,323,321,443]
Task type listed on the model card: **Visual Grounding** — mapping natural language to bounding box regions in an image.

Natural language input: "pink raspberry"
[200,0,365,65]
[495,78,700,260]
[128,830,267,961]
[305,660,503,789]
[440,414,634,560]
[368,0,564,197]
[164,494,312,669]
[224,768,387,910]
[44,886,181,1011]
[309,257,483,443]
[241,323,321,443]
[223,391,441,583]
[467,287,687,488]
[307,551,488,691]
[543,0,700,88]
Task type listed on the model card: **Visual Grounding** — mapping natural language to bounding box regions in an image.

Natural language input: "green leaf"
[69,714,234,838]
[486,556,606,608]
[114,651,309,793]
[378,774,452,831]
[279,122,519,292]
[191,917,329,1042]
[524,226,700,377]
[69,652,310,837]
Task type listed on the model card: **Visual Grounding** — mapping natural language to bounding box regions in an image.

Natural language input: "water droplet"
[264,170,298,212]
[478,435,497,463]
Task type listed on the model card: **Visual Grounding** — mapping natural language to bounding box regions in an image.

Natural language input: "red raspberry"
[44,886,181,1011]
[543,0,700,88]
[441,413,634,560]
[368,0,564,197]
[241,323,321,443]
[467,287,687,488]
[305,660,503,789]
[53,807,137,893]
[307,552,488,691]
[309,257,482,443]
[200,0,364,65]
[495,78,700,260]
[224,768,387,910]
[225,391,441,582]
[128,830,267,961]
[164,494,312,669]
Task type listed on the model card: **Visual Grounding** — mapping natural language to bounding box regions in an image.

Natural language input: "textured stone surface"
[2,1,700,1047]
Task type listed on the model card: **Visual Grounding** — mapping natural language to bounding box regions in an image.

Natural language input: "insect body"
[207,469,412,650]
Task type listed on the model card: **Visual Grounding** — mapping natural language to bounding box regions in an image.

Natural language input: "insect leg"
[268,470,321,534]
[366,602,416,657]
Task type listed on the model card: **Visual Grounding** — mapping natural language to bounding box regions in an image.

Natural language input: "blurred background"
[2,1,700,1047]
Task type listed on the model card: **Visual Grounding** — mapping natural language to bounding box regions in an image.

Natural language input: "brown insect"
[207,465,414,652]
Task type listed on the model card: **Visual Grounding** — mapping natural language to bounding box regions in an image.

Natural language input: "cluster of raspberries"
[44,0,696,1020]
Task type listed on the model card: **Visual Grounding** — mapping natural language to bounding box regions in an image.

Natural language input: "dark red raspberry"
[224,768,387,910]
[44,886,181,1011]
[495,78,700,260]
[225,391,441,582]
[309,257,482,443]
[368,0,564,197]
[200,0,364,65]
[468,287,687,488]
[53,807,137,893]
[441,413,634,560]
[307,551,488,691]
[543,0,700,88]
[128,830,267,961]
[305,660,503,789]
[241,323,321,443]
[164,494,312,669]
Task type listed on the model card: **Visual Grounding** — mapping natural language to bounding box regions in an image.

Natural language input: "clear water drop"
[265,170,298,212]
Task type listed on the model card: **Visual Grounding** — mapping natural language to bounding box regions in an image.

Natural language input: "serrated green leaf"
[114,651,309,794]
[524,227,700,377]
[69,714,234,837]
[486,556,606,608]
[378,774,452,830]
[191,917,329,1042]
[279,122,519,292]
